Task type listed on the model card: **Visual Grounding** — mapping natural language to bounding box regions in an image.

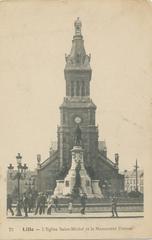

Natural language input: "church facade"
[36,18,124,196]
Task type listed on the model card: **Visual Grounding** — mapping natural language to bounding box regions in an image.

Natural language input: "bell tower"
[64,17,91,98]
[58,18,99,177]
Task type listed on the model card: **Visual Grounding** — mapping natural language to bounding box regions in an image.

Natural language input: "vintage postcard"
[0,0,152,239]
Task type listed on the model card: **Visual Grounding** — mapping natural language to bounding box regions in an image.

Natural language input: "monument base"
[53,146,103,198]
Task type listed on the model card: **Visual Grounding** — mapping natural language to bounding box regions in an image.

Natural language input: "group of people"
[7,192,59,217]
[7,192,87,217]
[7,193,118,217]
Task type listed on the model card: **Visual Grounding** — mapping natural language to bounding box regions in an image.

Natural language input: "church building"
[36,18,124,196]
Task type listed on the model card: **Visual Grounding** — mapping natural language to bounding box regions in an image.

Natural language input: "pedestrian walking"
[53,196,60,212]
[80,193,87,215]
[7,194,14,216]
[22,193,29,217]
[111,197,118,217]
[68,201,73,214]
[34,193,42,215]
[47,197,54,215]
[27,193,33,213]
[40,193,47,214]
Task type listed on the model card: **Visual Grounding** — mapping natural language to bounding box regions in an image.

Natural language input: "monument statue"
[74,17,82,35]
[74,124,82,146]
[54,119,103,198]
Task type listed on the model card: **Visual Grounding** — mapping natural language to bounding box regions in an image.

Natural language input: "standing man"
[47,197,54,215]
[36,192,46,215]
[111,197,118,217]
[22,193,29,217]
[68,201,73,214]
[40,193,47,215]
[34,193,42,215]
[54,196,60,212]
[27,193,33,213]
[80,193,87,215]
[7,194,14,216]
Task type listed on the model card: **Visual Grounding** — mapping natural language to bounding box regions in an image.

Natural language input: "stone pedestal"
[54,180,64,196]
[53,146,103,198]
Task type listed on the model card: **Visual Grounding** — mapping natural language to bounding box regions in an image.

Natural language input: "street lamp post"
[8,153,28,216]
[134,159,139,192]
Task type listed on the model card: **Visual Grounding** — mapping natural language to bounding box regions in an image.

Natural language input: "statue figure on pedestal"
[74,17,82,35]
[74,124,82,146]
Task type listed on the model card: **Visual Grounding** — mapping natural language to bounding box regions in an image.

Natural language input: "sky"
[0,0,152,173]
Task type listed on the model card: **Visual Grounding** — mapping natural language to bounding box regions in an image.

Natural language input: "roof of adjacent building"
[123,169,144,178]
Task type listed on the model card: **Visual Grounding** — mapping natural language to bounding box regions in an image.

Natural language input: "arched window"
[82,81,85,96]
[71,81,74,96]
[63,113,65,124]
[76,81,80,96]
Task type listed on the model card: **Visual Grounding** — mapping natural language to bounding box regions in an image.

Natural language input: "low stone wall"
[48,203,144,213]
[48,197,143,204]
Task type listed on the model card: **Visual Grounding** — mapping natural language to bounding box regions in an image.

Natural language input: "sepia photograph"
[0,0,152,239]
